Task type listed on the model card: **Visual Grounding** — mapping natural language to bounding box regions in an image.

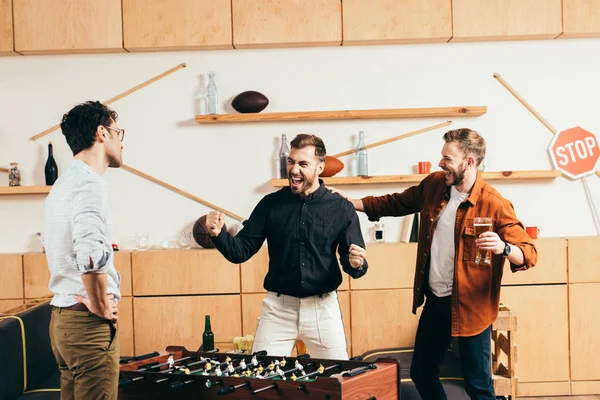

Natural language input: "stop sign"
[549,126,600,179]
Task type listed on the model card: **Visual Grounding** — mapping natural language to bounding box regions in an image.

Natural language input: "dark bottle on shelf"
[279,134,290,178]
[44,141,58,185]
[202,315,215,351]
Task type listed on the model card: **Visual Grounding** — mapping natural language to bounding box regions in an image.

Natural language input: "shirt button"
[301,242,304,246]
[423,252,427,257]
[302,203,306,206]
[427,235,430,240]
[430,218,434,222]
[301,280,305,284]
[301,222,305,226]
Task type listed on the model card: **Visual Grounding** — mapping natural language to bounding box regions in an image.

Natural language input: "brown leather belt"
[60,303,89,312]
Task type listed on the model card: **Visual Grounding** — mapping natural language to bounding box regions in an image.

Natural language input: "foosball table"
[118,346,401,399]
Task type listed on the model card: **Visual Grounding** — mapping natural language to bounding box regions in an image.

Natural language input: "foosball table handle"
[168,379,194,392]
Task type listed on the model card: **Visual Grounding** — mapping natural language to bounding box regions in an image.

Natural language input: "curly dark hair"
[290,134,326,162]
[60,101,118,156]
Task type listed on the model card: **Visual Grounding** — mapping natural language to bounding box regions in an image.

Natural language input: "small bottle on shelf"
[206,72,219,115]
[356,131,368,177]
[45,141,59,185]
[279,134,290,178]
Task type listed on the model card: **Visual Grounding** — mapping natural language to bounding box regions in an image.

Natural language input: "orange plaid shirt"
[362,171,538,336]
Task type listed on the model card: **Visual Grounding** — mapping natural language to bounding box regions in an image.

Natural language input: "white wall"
[1,39,599,253]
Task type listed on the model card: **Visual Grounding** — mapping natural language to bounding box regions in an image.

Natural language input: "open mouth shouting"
[289,174,304,191]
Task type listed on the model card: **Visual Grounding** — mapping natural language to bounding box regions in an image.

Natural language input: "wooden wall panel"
[0,254,23,299]
[0,0,15,55]
[118,297,134,357]
[568,237,600,283]
[115,252,132,297]
[350,289,420,356]
[502,238,567,285]
[13,0,123,54]
[452,0,562,42]
[123,0,232,51]
[342,0,451,45]
[0,299,24,314]
[562,0,600,39]
[569,283,600,381]
[500,285,570,383]
[517,381,572,397]
[132,250,240,295]
[351,243,416,290]
[23,253,51,299]
[571,380,600,395]
[232,0,341,49]
[133,295,242,355]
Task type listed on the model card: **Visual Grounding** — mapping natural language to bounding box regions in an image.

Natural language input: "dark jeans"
[409,291,495,400]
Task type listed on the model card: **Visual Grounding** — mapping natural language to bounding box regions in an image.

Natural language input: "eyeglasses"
[103,126,125,142]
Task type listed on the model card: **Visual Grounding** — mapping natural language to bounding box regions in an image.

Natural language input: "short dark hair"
[290,134,326,162]
[60,101,118,156]
[442,128,486,166]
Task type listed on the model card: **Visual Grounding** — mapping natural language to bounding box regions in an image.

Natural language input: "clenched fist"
[349,244,366,269]
[205,211,225,237]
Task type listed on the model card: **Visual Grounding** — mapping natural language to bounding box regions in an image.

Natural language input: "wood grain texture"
[350,289,420,356]
[13,0,124,54]
[569,283,600,380]
[131,249,240,295]
[561,0,600,38]
[0,186,51,195]
[271,170,561,187]
[0,0,15,55]
[571,380,600,395]
[0,254,23,299]
[567,237,600,283]
[195,106,487,123]
[133,295,242,355]
[0,299,24,314]
[501,238,567,285]
[516,381,571,396]
[123,0,232,51]
[115,252,132,297]
[118,297,134,357]
[452,0,562,42]
[343,0,451,45]
[23,253,51,299]
[500,285,570,383]
[350,243,416,290]
[232,0,341,48]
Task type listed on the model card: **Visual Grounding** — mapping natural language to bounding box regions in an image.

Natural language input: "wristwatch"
[502,242,511,257]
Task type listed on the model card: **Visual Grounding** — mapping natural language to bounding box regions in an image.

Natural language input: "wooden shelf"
[195,106,487,124]
[0,186,52,195]
[270,170,562,187]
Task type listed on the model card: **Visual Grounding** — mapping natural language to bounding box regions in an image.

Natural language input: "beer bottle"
[202,315,214,351]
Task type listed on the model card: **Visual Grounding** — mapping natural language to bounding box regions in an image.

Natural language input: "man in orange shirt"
[341,128,537,400]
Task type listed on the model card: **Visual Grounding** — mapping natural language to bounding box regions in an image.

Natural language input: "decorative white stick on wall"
[29,63,187,141]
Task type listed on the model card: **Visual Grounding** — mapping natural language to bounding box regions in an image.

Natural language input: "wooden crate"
[492,304,518,399]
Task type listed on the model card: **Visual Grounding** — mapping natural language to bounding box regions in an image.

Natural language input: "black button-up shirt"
[211,180,368,297]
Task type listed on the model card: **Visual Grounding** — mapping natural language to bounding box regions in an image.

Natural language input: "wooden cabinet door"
[0,0,15,55]
[562,0,600,39]
[452,0,562,42]
[123,0,232,51]
[343,0,451,45]
[13,0,123,54]
[232,0,341,48]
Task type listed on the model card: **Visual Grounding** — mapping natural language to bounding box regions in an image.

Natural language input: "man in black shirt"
[206,134,368,359]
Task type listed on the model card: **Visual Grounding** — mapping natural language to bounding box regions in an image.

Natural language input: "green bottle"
[202,315,214,351]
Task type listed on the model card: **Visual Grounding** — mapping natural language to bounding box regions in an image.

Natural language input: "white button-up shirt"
[44,159,121,307]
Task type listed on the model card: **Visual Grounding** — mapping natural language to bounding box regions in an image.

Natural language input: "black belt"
[55,303,88,312]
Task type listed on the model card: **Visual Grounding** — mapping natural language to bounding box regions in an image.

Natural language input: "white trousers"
[251,291,348,360]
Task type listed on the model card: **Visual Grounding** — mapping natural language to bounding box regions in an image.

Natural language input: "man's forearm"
[352,199,364,212]
[81,271,109,313]
[507,244,525,266]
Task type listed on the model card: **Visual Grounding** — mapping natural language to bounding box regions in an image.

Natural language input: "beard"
[445,162,467,186]
[288,169,317,196]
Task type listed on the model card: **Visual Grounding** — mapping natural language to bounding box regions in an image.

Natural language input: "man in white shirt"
[44,101,125,399]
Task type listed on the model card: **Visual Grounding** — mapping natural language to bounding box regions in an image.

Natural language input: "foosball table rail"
[118,346,400,400]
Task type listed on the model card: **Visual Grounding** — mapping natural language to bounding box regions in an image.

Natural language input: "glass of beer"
[474,217,493,265]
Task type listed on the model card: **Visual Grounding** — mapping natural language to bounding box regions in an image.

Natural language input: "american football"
[231,91,269,113]
[321,156,344,177]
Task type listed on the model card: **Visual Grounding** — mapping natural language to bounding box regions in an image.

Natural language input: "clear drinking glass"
[473,217,493,265]
[177,231,192,249]
[135,232,149,250]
